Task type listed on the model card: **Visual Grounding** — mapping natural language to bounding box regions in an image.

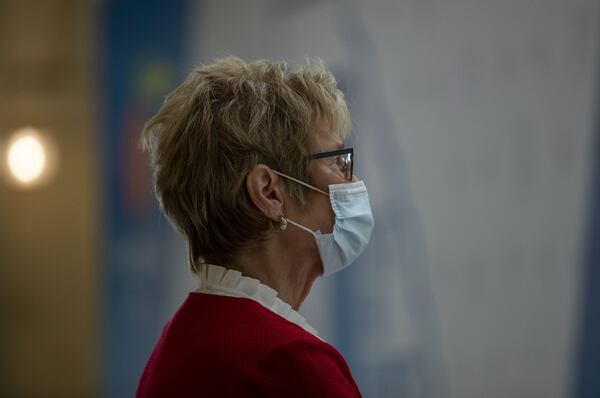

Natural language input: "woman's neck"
[228,240,321,310]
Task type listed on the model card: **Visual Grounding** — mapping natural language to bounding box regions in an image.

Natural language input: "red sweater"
[136,293,362,397]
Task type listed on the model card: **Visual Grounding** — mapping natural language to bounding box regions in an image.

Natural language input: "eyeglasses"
[306,147,354,182]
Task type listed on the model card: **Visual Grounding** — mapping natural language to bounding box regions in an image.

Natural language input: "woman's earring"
[279,216,288,231]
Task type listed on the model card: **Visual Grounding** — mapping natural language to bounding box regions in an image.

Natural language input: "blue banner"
[100,1,188,396]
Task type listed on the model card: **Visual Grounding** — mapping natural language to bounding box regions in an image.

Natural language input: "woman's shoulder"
[137,293,361,397]
[142,292,325,379]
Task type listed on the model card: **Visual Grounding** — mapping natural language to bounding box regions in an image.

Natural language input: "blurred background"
[1,0,599,397]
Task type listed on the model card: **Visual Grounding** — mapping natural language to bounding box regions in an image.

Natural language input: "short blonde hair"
[140,56,350,273]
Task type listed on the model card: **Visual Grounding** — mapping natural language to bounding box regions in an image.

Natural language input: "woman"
[136,56,374,397]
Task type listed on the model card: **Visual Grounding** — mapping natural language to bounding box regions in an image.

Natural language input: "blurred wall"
[0,0,98,396]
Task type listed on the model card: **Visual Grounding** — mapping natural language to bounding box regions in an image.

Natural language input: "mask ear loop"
[271,170,328,196]
[282,216,317,237]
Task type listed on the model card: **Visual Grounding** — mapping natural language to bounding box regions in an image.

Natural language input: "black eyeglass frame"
[306,147,354,181]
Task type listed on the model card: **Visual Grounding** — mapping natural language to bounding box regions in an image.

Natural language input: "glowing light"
[3,127,57,188]
[7,134,46,183]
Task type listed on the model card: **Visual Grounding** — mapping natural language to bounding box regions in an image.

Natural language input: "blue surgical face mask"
[272,171,375,276]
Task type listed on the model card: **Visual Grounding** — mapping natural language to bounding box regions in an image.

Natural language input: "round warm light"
[7,134,47,183]
[3,127,57,189]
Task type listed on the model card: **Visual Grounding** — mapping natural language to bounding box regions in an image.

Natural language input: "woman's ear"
[246,164,284,220]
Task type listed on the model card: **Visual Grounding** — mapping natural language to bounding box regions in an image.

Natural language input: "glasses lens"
[306,148,353,181]
[343,152,352,181]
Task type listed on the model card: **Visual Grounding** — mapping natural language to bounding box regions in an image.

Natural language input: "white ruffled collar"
[195,263,319,338]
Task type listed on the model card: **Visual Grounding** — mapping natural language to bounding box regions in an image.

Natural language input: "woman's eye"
[325,156,346,175]
[326,156,339,166]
